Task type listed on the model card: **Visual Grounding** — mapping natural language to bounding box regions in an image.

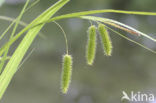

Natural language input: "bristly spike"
[61,54,72,94]
[86,25,97,65]
[98,24,113,56]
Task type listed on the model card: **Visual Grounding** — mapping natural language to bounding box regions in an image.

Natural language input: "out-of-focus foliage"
[0,0,156,103]
[0,0,5,6]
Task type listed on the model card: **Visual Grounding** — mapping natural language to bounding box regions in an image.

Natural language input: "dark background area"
[0,0,156,103]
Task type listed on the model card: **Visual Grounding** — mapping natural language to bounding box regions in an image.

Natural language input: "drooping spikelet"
[98,24,112,56]
[61,54,72,94]
[86,25,97,65]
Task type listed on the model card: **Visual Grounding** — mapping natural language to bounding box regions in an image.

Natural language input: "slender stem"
[18,48,34,69]
[0,16,27,26]
[0,0,41,40]
[53,21,69,54]
[0,16,46,39]
[25,0,40,12]
[37,9,156,25]
[1,9,156,56]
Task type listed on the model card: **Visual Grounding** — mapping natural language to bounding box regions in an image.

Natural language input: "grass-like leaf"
[0,0,40,41]
[106,26,156,54]
[0,0,30,73]
[0,16,46,40]
[38,9,156,24]
[0,0,70,100]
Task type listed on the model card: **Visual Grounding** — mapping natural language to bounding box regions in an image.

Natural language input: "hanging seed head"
[86,25,97,65]
[98,24,113,56]
[61,54,72,94]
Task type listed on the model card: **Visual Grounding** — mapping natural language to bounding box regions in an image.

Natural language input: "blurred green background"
[0,0,156,103]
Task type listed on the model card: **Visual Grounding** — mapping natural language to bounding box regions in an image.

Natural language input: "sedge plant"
[0,0,156,99]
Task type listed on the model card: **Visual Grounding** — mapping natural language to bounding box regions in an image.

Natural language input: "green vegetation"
[86,25,97,65]
[98,24,112,56]
[0,0,156,100]
[61,54,72,94]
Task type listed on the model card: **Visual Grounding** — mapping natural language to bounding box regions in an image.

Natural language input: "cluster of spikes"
[61,23,116,94]
[86,23,112,65]
[60,18,155,94]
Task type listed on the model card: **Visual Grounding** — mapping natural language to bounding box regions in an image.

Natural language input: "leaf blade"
[0,0,70,100]
[81,16,156,42]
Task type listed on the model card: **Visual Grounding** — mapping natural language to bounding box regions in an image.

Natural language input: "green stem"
[1,9,156,56]
[53,21,69,54]
[41,9,156,24]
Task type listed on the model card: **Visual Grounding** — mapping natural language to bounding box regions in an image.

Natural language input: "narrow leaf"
[106,26,156,54]
[81,16,156,43]
[0,0,70,100]
[38,9,156,25]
